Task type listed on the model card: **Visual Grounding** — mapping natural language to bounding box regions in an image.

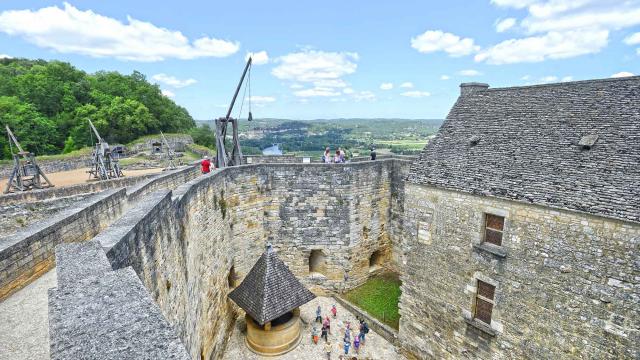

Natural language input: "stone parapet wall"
[0,172,156,206]
[0,166,201,301]
[398,183,639,359]
[47,159,411,360]
[48,240,190,359]
[0,156,92,179]
[0,188,126,300]
[130,134,194,153]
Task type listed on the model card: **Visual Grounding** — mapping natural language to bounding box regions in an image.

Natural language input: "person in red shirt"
[201,156,211,174]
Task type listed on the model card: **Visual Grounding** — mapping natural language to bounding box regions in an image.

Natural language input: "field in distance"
[197,118,442,157]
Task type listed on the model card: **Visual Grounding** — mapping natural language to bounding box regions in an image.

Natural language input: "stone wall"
[398,183,639,359]
[52,158,410,360]
[0,166,200,301]
[0,171,156,206]
[0,156,91,179]
[0,188,126,300]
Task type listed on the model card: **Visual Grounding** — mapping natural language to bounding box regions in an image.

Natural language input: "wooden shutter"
[474,280,496,325]
[484,214,504,246]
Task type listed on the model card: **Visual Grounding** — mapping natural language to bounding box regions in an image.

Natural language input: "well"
[245,309,302,356]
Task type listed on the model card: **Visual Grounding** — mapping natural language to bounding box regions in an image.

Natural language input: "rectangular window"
[474,280,495,325]
[484,214,504,246]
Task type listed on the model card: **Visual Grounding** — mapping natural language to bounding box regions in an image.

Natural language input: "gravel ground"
[0,268,56,360]
[223,296,406,360]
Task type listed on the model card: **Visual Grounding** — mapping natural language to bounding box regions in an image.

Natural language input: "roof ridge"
[485,75,640,92]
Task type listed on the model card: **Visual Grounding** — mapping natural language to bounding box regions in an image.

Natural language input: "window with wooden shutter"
[484,214,504,246]
[474,280,496,325]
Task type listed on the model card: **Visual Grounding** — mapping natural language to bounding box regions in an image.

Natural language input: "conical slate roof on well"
[228,245,315,325]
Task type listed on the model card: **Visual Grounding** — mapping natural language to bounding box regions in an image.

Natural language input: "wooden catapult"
[160,131,177,170]
[87,119,123,180]
[3,125,54,194]
[215,56,253,168]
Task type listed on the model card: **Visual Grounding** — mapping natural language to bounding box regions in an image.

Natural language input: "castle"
[0,76,638,359]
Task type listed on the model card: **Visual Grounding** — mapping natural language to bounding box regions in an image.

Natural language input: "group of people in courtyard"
[312,304,370,359]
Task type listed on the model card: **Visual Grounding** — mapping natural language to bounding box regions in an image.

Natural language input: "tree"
[0,96,59,158]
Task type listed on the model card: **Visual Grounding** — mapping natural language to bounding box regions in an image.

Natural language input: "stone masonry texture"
[398,184,639,359]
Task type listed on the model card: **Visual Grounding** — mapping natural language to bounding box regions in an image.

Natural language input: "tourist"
[321,324,328,342]
[331,304,337,318]
[344,327,351,342]
[370,146,377,161]
[322,147,331,163]
[334,150,342,163]
[338,147,345,163]
[343,338,351,355]
[200,156,211,174]
[360,320,369,344]
[316,305,323,323]
[324,341,332,360]
[312,326,319,344]
[353,335,360,354]
[324,316,331,334]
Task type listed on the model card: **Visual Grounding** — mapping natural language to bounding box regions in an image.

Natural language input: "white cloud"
[272,50,358,83]
[399,82,414,88]
[379,82,393,90]
[152,73,197,88]
[495,18,517,32]
[0,3,239,61]
[411,30,479,57]
[521,75,531,80]
[249,96,276,103]
[539,75,558,83]
[342,88,354,94]
[246,50,269,65]
[314,79,348,88]
[475,29,608,64]
[354,91,376,102]
[401,91,431,98]
[0,54,11,59]
[161,89,175,98]
[440,75,450,80]
[491,0,537,9]
[294,88,341,97]
[481,1,640,65]
[290,83,304,89]
[272,49,358,97]
[611,71,634,78]
[561,76,573,82]
[625,32,640,45]
[458,69,482,76]
[522,4,640,34]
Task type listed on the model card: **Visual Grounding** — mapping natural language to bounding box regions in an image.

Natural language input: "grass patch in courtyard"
[343,272,401,329]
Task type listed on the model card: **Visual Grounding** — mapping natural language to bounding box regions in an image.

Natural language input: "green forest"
[0,58,196,159]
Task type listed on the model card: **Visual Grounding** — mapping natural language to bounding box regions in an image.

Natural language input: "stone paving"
[0,268,56,360]
[223,296,406,360]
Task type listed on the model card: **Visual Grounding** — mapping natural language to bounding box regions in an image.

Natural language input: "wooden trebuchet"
[3,125,54,194]
[87,119,123,181]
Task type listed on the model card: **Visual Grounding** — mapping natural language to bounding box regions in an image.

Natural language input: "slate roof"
[408,76,640,223]
[228,244,315,325]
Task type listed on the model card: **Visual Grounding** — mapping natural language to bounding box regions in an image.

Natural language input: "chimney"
[460,82,489,96]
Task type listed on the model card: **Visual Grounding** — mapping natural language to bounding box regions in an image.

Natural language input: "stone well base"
[245,309,302,356]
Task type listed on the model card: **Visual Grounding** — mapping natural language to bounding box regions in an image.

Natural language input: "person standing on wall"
[201,155,212,174]
[322,147,331,163]
[370,146,377,161]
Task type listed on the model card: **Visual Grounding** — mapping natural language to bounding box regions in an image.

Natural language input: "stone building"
[399,77,640,359]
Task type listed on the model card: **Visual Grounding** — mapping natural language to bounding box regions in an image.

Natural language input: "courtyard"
[223,296,405,360]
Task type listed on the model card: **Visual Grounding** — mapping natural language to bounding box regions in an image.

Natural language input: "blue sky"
[0,0,639,120]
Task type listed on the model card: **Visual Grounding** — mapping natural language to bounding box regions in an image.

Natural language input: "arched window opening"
[369,250,384,269]
[309,250,326,274]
